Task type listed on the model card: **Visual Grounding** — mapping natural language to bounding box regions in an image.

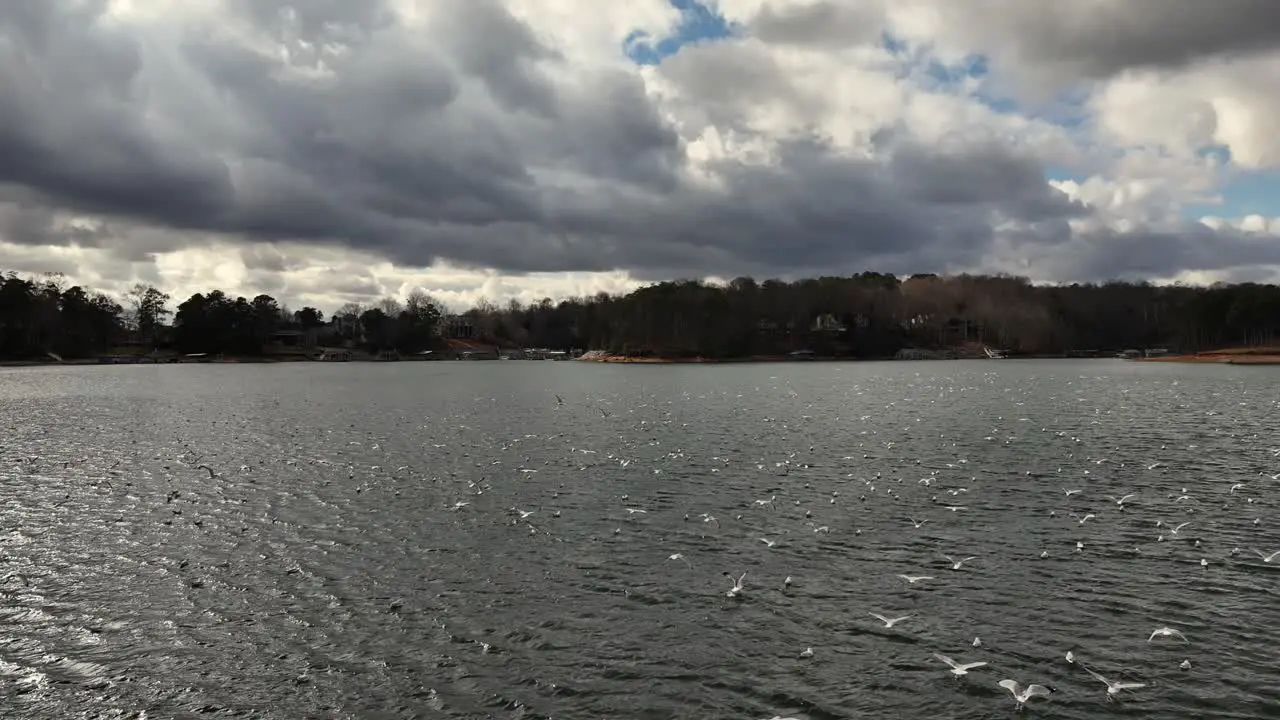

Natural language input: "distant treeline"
[480,273,1280,358]
[2,270,1279,360]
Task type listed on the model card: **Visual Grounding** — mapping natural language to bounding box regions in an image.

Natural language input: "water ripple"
[0,361,1276,717]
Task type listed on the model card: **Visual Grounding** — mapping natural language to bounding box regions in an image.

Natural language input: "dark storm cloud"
[0,2,234,227]
[1044,224,1280,283]
[0,0,1273,286]
[1001,0,1280,78]
[747,1,887,49]
[887,141,1089,223]
[742,1,1280,80]
[428,0,562,117]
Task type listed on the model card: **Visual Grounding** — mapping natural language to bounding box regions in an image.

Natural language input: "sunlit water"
[0,360,1277,719]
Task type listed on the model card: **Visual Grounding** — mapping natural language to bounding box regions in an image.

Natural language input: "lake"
[0,360,1276,719]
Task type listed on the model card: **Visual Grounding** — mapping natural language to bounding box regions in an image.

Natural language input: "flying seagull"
[1080,665,1147,701]
[869,612,912,628]
[943,554,977,570]
[997,679,1054,710]
[898,574,934,584]
[933,653,987,677]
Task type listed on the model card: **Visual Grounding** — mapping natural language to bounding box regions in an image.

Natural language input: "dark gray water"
[0,360,1277,719]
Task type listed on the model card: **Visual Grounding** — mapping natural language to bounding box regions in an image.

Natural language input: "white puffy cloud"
[0,0,1278,315]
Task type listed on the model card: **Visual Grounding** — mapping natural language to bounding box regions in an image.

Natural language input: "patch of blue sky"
[1186,170,1280,219]
[1044,166,1089,184]
[624,0,733,65]
[883,31,1092,128]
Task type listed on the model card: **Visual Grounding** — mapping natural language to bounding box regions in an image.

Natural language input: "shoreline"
[2,353,1044,367]
[11,348,1280,367]
[575,354,880,364]
[1137,354,1280,365]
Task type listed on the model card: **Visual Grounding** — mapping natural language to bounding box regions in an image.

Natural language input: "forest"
[2,269,1280,360]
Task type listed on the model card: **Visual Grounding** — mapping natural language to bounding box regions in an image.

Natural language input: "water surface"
[0,360,1276,718]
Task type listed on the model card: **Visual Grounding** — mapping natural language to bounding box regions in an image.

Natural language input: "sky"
[1,0,1279,314]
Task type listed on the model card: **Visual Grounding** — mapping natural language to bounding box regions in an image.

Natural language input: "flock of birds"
[2,368,1278,718]
[529,385,1277,717]
[280,377,1280,718]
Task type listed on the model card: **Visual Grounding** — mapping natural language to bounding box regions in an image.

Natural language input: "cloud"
[894,0,1280,81]
[0,0,1278,313]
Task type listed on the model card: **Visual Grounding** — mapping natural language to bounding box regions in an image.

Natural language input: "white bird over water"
[933,653,987,676]
[725,572,747,598]
[869,612,912,628]
[908,517,928,528]
[1253,550,1280,563]
[898,574,933,584]
[997,679,1054,710]
[1081,665,1147,701]
[1106,494,1136,506]
[1063,488,1081,496]
[943,554,977,570]
[1149,627,1189,642]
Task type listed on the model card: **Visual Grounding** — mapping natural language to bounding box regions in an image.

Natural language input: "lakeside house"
[441,314,476,340]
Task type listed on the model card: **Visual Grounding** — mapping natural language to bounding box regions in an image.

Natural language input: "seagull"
[759,538,777,548]
[667,553,691,567]
[869,612,911,628]
[1254,550,1280,563]
[1148,627,1189,643]
[1078,513,1096,525]
[725,572,747,598]
[943,554,977,570]
[625,508,647,515]
[1063,489,1081,496]
[997,679,1054,710]
[1170,521,1192,535]
[1106,494,1136,506]
[898,574,934,585]
[908,517,928,528]
[1080,665,1147,701]
[933,653,987,676]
